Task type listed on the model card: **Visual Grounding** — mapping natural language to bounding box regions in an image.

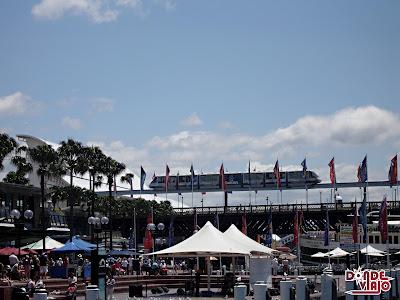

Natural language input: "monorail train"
[149,170,320,191]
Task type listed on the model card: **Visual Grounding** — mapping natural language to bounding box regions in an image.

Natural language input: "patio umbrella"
[0,247,30,256]
[279,253,297,260]
[311,252,326,258]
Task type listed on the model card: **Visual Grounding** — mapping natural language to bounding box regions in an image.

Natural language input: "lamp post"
[88,215,109,251]
[147,222,165,256]
[10,209,34,256]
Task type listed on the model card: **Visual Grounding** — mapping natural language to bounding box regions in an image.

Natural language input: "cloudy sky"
[0,0,399,206]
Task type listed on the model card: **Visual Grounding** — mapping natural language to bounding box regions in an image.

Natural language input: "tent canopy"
[223,224,277,255]
[311,252,326,258]
[324,247,352,258]
[23,236,64,250]
[0,247,31,256]
[148,221,252,257]
[52,236,96,253]
[360,245,385,254]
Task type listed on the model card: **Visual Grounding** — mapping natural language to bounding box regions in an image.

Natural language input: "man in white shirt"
[128,256,134,275]
[9,254,19,266]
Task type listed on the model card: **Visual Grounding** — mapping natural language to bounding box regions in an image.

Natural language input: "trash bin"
[234,284,247,300]
[12,287,29,300]
[86,285,99,300]
[254,282,268,300]
[33,288,48,300]
[129,284,143,297]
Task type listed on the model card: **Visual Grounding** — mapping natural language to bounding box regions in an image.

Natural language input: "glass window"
[369,236,374,244]
[395,236,399,244]
[389,236,393,244]
[375,236,379,244]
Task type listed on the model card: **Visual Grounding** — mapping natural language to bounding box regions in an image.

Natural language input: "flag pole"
[133,207,137,253]
[248,160,251,206]
[191,166,194,208]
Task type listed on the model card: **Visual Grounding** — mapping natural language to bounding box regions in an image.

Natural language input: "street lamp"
[10,209,34,256]
[147,222,166,253]
[88,215,109,251]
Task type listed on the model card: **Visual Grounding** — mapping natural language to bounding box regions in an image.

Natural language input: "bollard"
[345,279,355,300]
[234,284,247,300]
[296,276,307,300]
[254,282,268,300]
[321,274,333,300]
[86,284,99,300]
[280,280,292,300]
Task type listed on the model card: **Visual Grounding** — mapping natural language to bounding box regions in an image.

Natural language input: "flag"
[266,206,273,247]
[190,164,195,177]
[324,207,329,246]
[328,157,336,184]
[299,209,305,234]
[168,217,174,247]
[273,160,281,190]
[214,211,220,229]
[293,210,299,245]
[358,193,367,243]
[165,164,170,190]
[152,172,156,181]
[144,214,153,250]
[140,166,146,191]
[220,163,226,190]
[248,160,251,186]
[176,172,179,190]
[301,158,307,178]
[241,213,247,235]
[352,200,358,243]
[378,195,388,243]
[389,155,398,187]
[358,155,368,183]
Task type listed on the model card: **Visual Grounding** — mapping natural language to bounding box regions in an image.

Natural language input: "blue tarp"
[52,236,96,253]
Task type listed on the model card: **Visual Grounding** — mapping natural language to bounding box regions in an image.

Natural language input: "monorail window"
[389,235,393,244]
[158,177,165,183]
[395,236,399,244]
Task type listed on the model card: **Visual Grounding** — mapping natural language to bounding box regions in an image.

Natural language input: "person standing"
[128,256,133,275]
[106,274,115,300]
[39,253,48,279]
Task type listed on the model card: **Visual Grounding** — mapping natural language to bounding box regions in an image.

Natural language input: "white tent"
[23,236,64,250]
[148,221,251,257]
[223,224,278,255]
[324,247,352,258]
[311,252,326,258]
[360,245,385,255]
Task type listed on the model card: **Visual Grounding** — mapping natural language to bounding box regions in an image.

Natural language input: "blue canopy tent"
[53,236,96,253]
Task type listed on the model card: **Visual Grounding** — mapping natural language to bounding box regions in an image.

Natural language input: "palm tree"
[58,139,85,241]
[101,156,125,250]
[28,144,64,252]
[0,133,17,171]
[121,173,134,198]
[3,146,33,185]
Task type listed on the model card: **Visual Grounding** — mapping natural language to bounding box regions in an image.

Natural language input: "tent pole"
[207,258,211,292]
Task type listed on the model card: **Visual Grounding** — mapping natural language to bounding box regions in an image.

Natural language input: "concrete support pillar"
[254,282,268,300]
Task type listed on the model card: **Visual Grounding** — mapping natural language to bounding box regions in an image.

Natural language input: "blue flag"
[140,166,146,191]
[358,193,367,243]
[359,155,368,183]
[168,217,174,247]
[214,211,220,229]
[324,207,330,246]
[266,206,273,247]
[301,158,307,177]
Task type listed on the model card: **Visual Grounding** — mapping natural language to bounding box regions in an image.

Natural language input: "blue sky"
[0,0,399,206]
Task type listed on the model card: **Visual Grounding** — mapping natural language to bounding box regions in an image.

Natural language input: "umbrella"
[311,252,326,258]
[325,247,352,258]
[365,252,385,257]
[360,245,384,254]
[279,253,297,260]
[23,236,64,250]
[0,247,30,256]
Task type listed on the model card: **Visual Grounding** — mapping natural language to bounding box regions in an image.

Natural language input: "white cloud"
[61,116,82,130]
[219,121,234,129]
[180,113,203,127]
[154,0,176,11]
[31,0,168,22]
[0,92,42,115]
[32,0,120,23]
[90,97,115,113]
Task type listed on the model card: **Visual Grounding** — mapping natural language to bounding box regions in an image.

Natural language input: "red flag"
[389,155,398,187]
[293,211,299,245]
[273,160,281,190]
[378,195,388,243]
[328,157,336,184]
[220,163,226,191]
[352,201,358,243]
[144,214,153,250]
[165,164,170,190]
[241,214,247,235]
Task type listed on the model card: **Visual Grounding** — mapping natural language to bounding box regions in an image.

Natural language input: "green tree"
[3,147,33,185]
[58,139,85,241]
[0,133,17,171]
[28,144,64,251]
[121,173,134,197]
